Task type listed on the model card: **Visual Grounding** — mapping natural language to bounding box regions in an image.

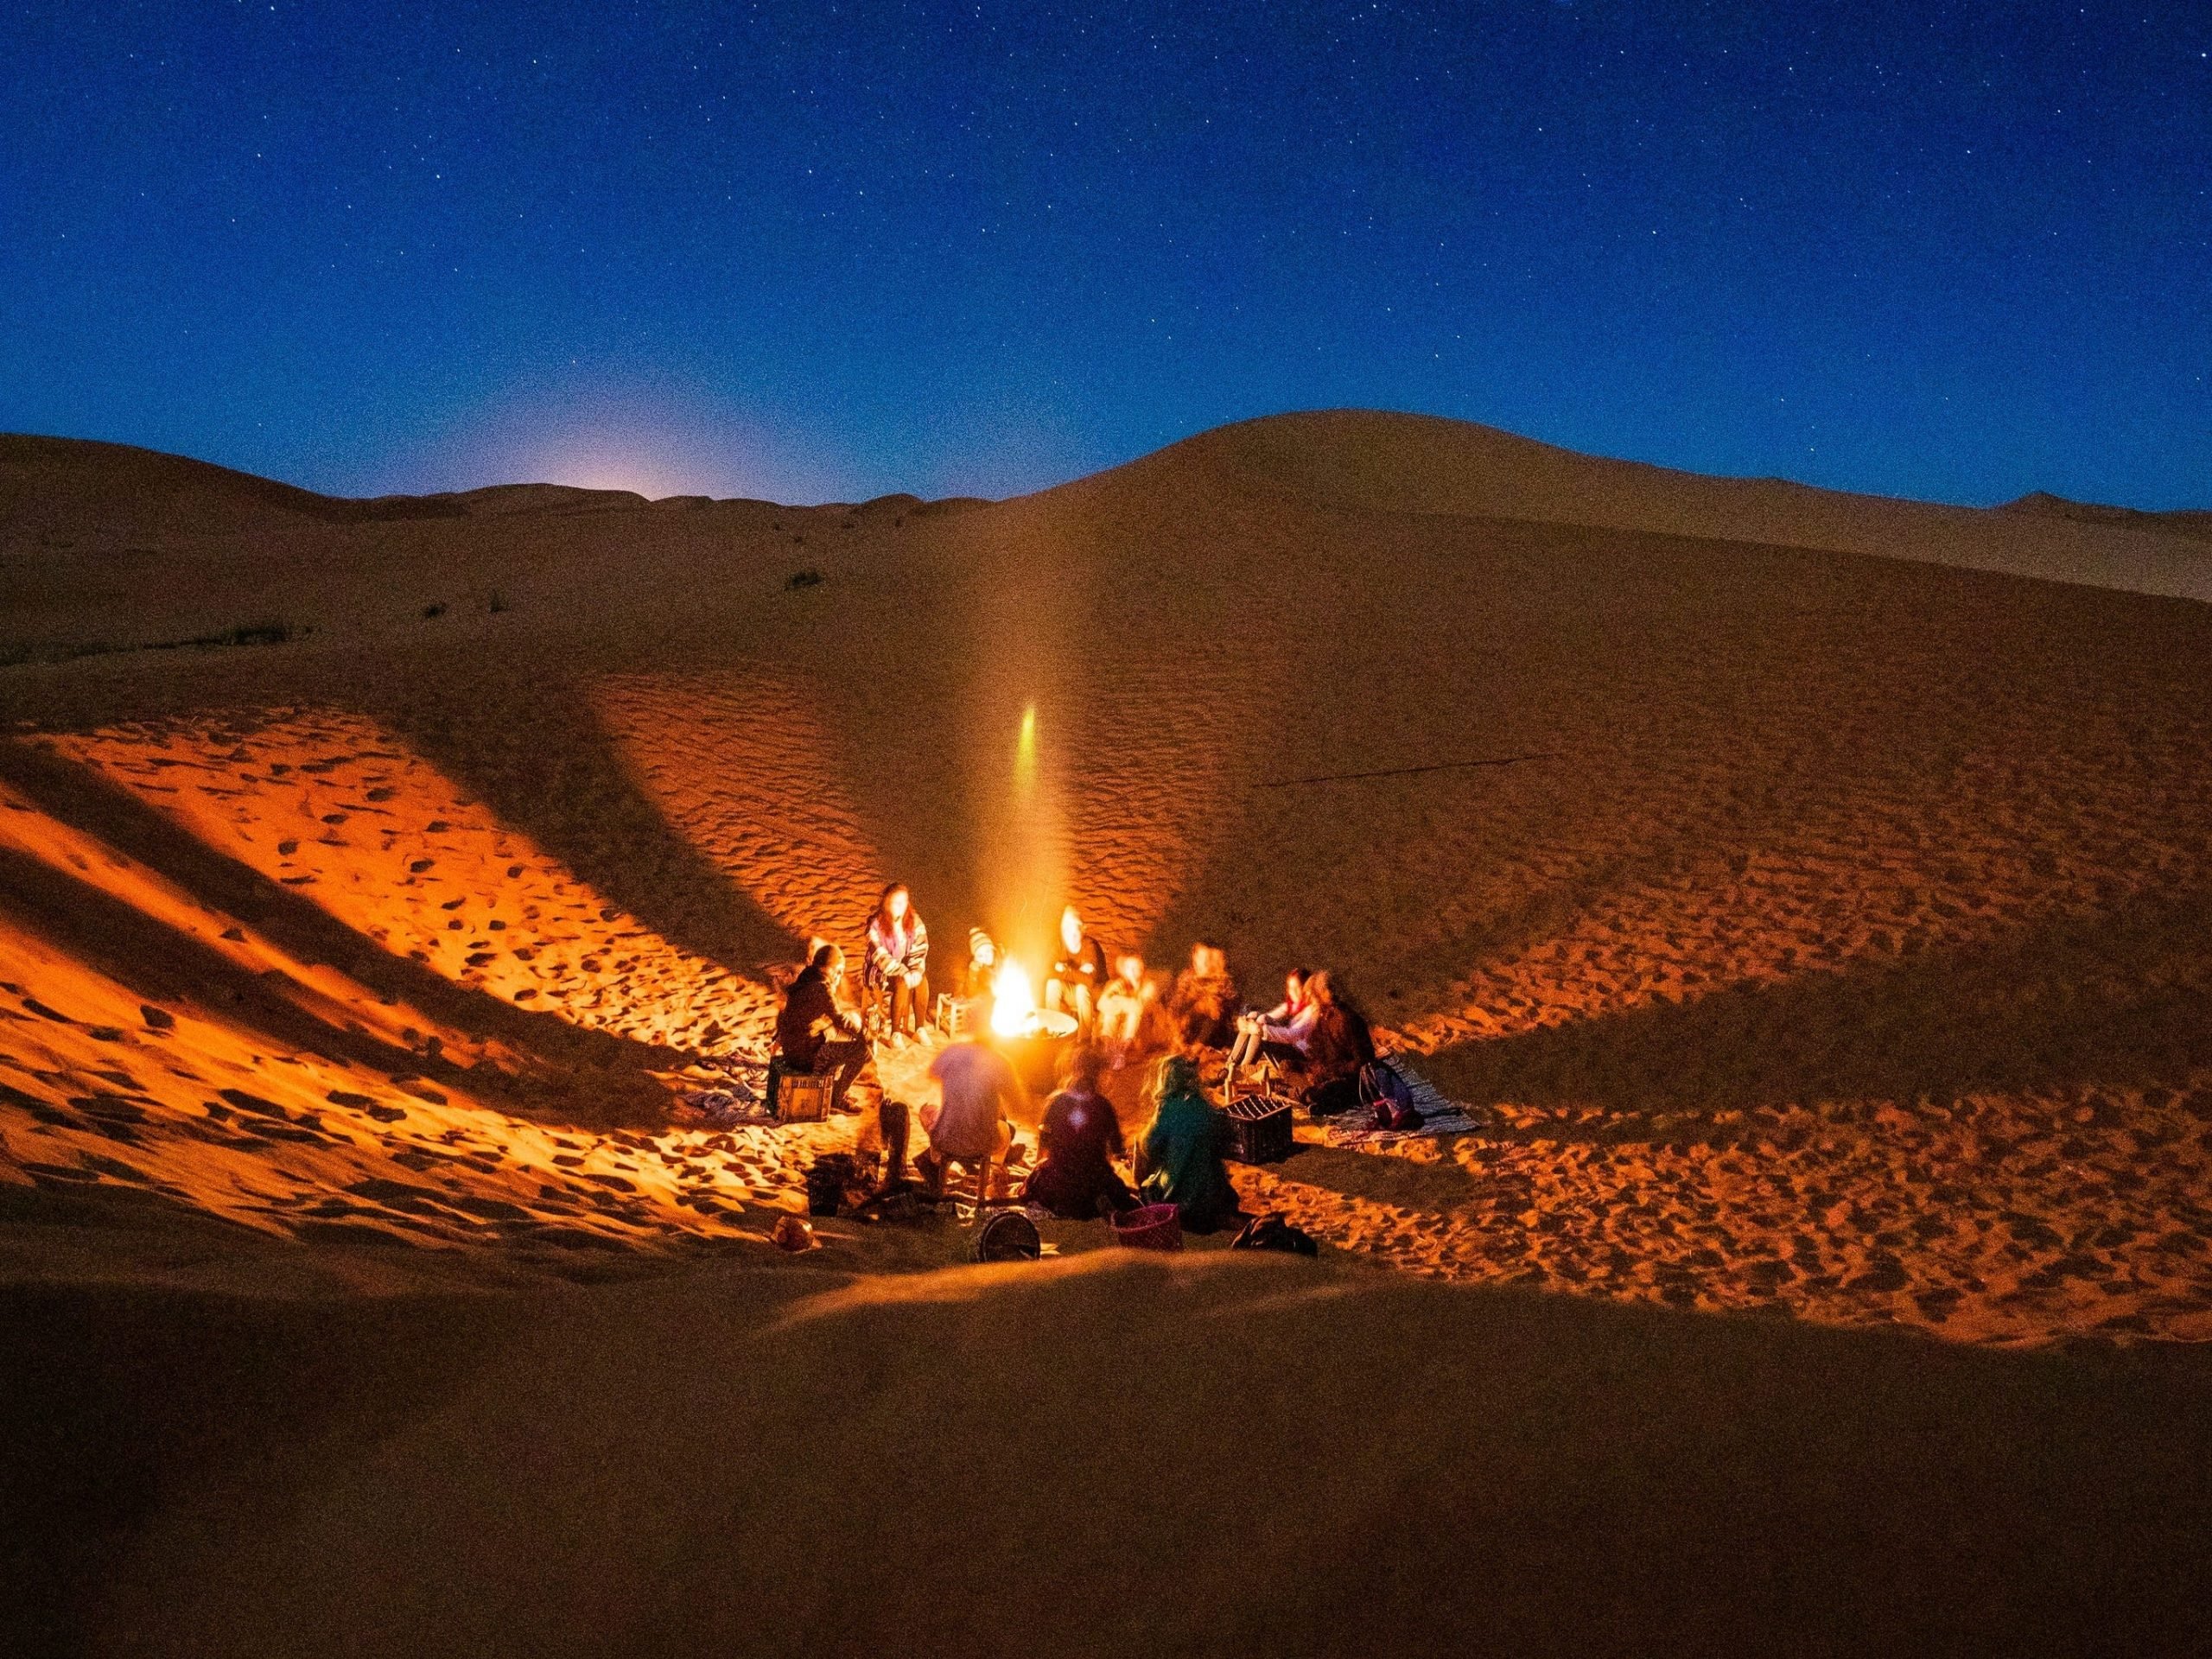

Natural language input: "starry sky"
[2,3,2206,507]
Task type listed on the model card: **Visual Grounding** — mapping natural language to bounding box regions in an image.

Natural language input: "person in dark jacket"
[1024,1044,1135,1219]
[773,943,869,1110]
[1298,970,1375,1118]
[1134,1054,1241,1234]
[1166,941,1240,1050]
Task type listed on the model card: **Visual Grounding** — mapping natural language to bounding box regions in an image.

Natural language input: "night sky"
[3,3,2206,508]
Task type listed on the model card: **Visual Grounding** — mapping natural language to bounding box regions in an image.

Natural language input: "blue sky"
[3,2,2206,506]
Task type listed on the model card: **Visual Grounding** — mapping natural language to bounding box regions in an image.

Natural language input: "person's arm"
[1266,1001,1319,1046]
[867,925,899,983]
[905,921,929,981]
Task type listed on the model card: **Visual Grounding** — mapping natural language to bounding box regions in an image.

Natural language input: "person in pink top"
[918,1028,1029,1199]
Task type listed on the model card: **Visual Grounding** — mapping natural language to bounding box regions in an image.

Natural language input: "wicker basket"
[1110,1203,1184,1252]
[1224,1092,1294,1165]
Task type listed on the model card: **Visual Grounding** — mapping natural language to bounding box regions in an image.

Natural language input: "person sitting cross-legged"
[918,1027,1030,1202]
[1023,1043,1135,1220]
[1134,1053,1243,1235]
[772,943,870,1113]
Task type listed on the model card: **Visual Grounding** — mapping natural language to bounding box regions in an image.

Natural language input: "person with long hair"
[1023,1043,1135,1220]
[1298,970,1375,1117]
[1225,966,1316,1081]
[1133,1052,1241,1234]
[862,882,931,1046]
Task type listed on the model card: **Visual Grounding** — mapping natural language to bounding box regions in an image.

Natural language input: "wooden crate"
[776,1070,836,1123]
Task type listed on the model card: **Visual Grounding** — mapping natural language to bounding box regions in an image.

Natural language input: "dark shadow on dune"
[0,1280,527,1659]
[17,1262,2212,1657]
[0,743,679,1119]
[371,678,803,977]
[1421,886,2212,1131]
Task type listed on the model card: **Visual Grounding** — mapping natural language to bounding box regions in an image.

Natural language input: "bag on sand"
[1231,1213,1319,1257]
[1356,1060,1421,1130]
[1357,1058,1413,1109]
[1302,1076,1362,1118]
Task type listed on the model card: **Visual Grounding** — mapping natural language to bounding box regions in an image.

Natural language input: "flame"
[989,957,1036,1037]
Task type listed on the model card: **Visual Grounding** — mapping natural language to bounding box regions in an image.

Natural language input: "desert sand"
[4,411,2212,1655]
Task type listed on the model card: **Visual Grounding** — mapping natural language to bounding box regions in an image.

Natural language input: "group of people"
[769,881,1382,1236]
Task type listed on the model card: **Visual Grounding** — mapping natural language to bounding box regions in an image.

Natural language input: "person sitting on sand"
[772,943,869,1113]
[1023,1043,1135,1220]
[1045,905,1109,1030]
[863,882,932,1046]
[1297,970,1375,1118]
[1225,967,1317,1082]
[918,1027,1029,1200]
[1095,950,1166,1065]
[1167,941,1240,1050]
[1133,1053,1241,1234]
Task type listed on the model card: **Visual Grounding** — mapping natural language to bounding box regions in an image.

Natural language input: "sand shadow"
[1420,885,2212,1130]
[0,743,680,1115]
[371,677,804,977]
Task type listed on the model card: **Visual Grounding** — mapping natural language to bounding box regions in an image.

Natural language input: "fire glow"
[989,957,1037,1037]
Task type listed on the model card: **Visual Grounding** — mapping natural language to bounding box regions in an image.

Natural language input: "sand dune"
[4,412,2211,1652]
[1176,409,2212,601]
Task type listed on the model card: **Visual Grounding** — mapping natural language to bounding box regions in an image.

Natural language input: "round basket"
[970,1208,1042,1263]
[1109,1203,1184,1252]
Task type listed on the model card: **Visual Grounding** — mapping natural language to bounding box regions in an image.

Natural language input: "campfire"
[989,958,1077,1041]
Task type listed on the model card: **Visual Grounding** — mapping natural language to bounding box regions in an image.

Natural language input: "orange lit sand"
[6,417,2212,1652]
[3,416,2211,1337]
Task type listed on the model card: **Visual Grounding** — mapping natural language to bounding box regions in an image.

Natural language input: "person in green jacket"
[1134,1054,1242,1235]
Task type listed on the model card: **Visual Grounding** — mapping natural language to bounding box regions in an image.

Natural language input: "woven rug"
[1323,1059,1487,1148]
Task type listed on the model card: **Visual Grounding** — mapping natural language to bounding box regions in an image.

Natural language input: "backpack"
[1230,1212,1319,1256]
[1358,1060,1421,1130]
[1357,1058,1414,1109]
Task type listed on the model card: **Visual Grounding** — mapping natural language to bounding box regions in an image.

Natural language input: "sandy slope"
[1183,409,2212,601]
[2,1254,2200,1659]
[3,411,2212,1653]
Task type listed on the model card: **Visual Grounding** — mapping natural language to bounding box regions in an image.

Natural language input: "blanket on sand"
[1323,1059,1486,1148]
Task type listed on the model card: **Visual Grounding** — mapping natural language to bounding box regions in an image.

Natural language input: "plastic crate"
[1224,1092,1294,1165]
